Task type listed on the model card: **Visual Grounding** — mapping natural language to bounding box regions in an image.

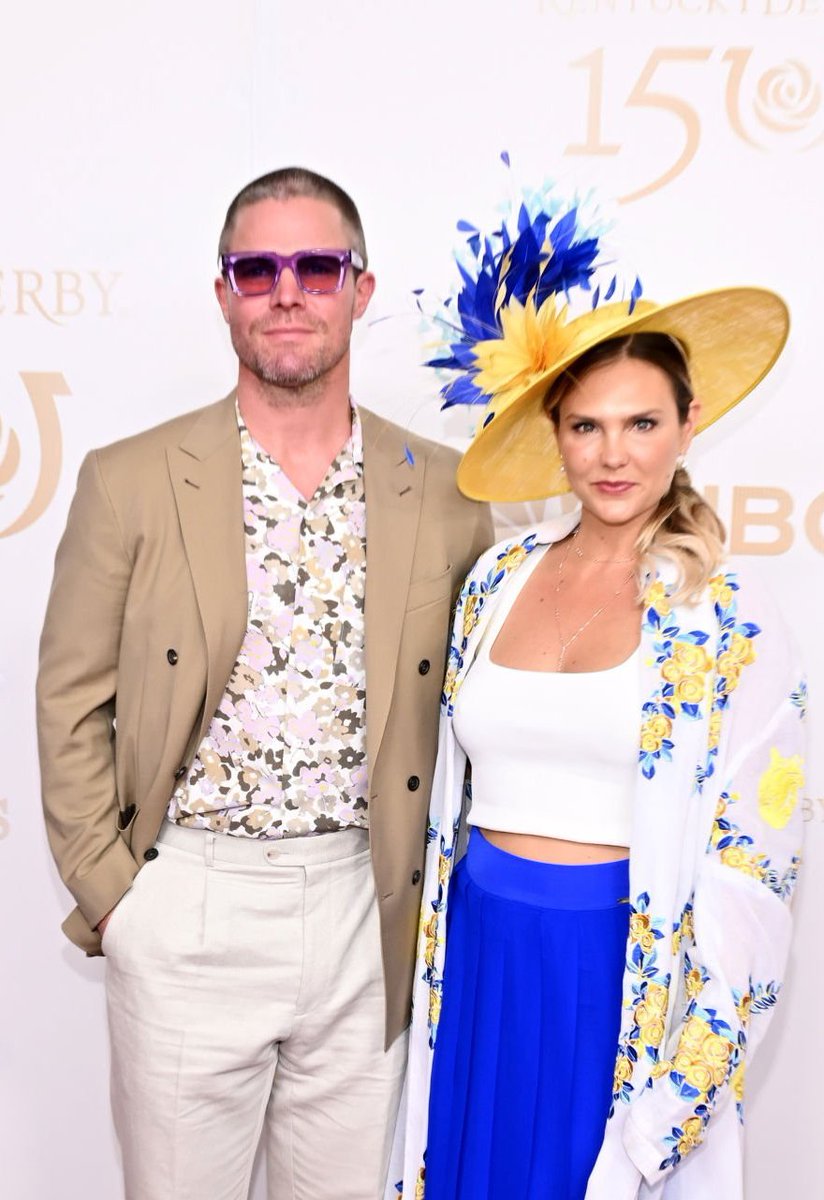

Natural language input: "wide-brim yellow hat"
[456,287,789,502]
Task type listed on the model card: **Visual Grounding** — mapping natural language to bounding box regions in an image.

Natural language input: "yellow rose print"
[736,993,752,1026]
[674,674,707,706]
[462,595,479,638]
[758,748,805,830]
[731,1062,746,1104]
[685,968,705,1000]
[629,913,651,943]
[680,1016,709,1055]
[702,1033,733,1087]
[645,983,669,1015]
[639,1015,666,1049]
[728,632,756,666]
[710,576,734,610]
[683,1059,714,1095]
[678,1115,705,1155]
[645,580,671,615]
[498,544,527,572]
[613,1055,634,1089]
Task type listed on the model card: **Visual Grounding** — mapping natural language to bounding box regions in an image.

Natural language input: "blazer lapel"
[361,409,424,778]
[167,394,248,745]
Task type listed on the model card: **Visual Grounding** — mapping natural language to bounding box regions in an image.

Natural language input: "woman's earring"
[676,454,687,470]
[559,460,566,474]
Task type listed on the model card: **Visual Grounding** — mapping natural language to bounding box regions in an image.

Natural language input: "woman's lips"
[594,480,636,494]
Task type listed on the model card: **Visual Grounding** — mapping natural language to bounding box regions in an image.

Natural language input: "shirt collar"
[236,400,364,495]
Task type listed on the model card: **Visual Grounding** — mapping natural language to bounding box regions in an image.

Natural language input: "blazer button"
[173,765,187,781]
[407,775,420,791]
[411,869,422,885]
[418,659,431,675]
[166,648,179,665]
[143,847,159,861]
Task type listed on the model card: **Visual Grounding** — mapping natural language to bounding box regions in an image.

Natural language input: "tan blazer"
[37,395,492,1045]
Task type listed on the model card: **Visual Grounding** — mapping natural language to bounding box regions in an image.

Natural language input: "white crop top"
[452,546,638,847]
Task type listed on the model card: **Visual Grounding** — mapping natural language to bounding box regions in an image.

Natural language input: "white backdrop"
[1,2,822,1197]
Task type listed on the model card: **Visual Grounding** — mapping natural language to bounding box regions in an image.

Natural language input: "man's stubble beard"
[232,319,351,406]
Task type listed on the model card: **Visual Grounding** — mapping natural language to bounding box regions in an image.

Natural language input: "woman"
[388,195,806,1200]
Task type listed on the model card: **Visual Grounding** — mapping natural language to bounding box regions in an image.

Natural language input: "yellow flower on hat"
[758,748,805,829]
[472,297,571,413]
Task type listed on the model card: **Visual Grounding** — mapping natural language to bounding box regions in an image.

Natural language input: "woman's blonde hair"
[544,333,726,606]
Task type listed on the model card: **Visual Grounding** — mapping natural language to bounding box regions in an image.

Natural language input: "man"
[37,167,492,1199]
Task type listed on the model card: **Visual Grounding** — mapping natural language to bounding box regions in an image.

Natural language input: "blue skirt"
[425,831,630,1200]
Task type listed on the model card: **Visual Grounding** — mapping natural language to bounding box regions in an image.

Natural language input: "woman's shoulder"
[460,509,581,591]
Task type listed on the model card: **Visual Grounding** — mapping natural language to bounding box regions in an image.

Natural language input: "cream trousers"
[104,823,406,1200]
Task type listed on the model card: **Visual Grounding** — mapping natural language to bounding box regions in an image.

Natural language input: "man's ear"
[352,270,376,321]
[214,275,230,324]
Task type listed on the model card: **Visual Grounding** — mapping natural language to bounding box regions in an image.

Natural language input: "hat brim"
[456,287,789,502]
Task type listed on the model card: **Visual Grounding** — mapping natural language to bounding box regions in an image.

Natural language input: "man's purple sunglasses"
[220,248,364,296]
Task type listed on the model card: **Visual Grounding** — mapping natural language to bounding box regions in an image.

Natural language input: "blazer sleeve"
[621,593,807,1186]
[37,449,140,931]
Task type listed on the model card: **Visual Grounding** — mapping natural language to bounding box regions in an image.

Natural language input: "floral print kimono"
[387,513,806,1200]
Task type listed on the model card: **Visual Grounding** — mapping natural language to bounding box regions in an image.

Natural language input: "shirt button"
[173,765,187,781]
[143,847,159,861]
[166,648,179,665]
[407,775,420,791]
[418,659,431,675]
[411,869,422,885]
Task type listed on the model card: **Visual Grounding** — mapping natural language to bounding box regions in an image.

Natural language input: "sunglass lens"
[232,255,278,295]
[296,254,343,293]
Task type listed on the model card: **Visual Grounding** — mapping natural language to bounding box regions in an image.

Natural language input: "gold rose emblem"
[724,50,823,151]
[0,372,71,537]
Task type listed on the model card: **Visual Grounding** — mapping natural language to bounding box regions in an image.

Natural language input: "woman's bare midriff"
[480,828,629,865]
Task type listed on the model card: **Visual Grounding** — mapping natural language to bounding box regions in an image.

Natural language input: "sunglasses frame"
[220,248,365,296]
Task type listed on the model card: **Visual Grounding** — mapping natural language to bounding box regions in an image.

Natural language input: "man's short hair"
[218,167,368,266]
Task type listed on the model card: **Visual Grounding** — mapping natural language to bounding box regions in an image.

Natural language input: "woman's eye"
[571,421,595,434]
[635,418,657,431]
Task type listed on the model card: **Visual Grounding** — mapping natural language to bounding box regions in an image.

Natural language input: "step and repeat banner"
[2,2,821,1197]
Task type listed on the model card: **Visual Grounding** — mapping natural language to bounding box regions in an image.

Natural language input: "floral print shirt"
[167,407,367,839]
[387,512,806,1200]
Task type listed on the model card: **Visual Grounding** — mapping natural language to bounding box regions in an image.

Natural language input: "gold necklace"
[554,532,636,671]
[573,528,636,565]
